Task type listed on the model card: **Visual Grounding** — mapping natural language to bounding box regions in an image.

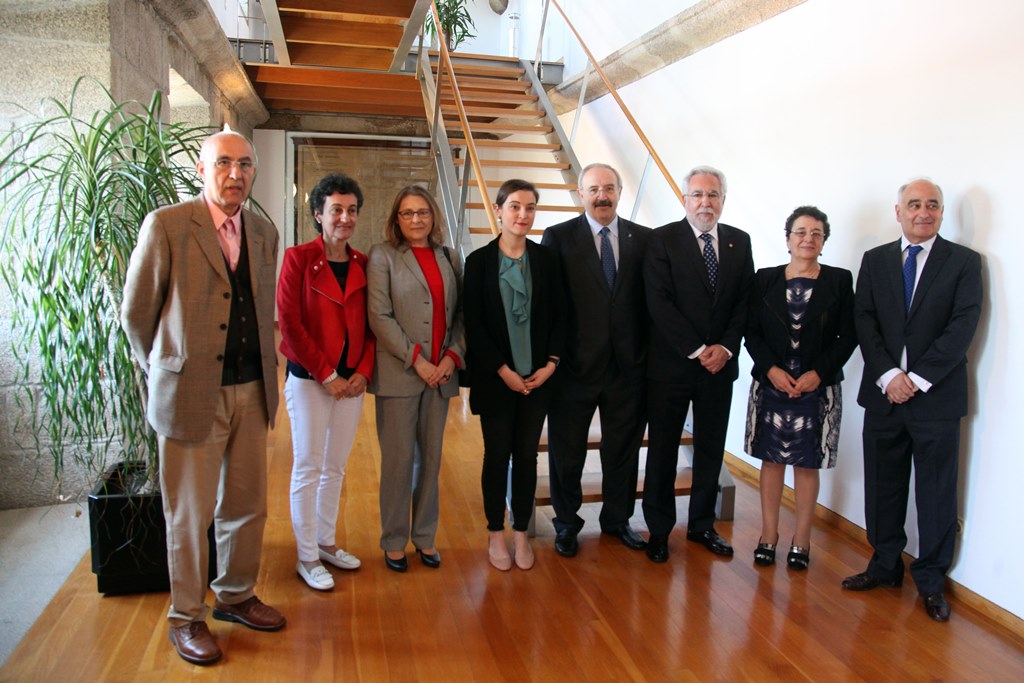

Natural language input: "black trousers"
[546,363,646,534]
[643,372,733,536]
[479,386,551,532]
[863,408,960,593]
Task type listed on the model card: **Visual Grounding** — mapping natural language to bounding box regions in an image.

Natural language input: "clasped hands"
[884,371,919,404]
[324,373,368,400]
[414,354,457,388]
[499,362,555,395]
[699,344,731,374]
[766,366,822,398]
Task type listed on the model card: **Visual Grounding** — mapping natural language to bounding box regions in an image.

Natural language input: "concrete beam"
[143,0,268,128]
[548,0,807,115]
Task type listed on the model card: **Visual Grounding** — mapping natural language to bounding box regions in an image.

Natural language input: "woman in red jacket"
[277,173,375,591]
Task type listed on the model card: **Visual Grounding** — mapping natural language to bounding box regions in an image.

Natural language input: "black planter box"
[88,461,216,595]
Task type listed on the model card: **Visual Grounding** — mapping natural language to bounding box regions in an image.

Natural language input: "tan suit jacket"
[121,196,280,441]
[366,242,465,399]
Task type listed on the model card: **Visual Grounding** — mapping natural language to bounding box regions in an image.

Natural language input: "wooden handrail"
[549,0,686,207]
[429,3,499,237]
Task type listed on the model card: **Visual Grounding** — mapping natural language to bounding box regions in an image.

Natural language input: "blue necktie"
[599,227,616,290]
[701,232,718,293]
[903,244,923,312]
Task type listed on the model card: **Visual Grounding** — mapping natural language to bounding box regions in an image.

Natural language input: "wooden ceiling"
[245,0,431,118]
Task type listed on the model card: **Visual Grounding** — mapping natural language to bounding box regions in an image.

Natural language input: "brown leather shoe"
[212,596,286,632]
[168,622,222,665]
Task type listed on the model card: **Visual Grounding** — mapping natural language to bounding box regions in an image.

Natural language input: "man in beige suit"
[121,131,283,665]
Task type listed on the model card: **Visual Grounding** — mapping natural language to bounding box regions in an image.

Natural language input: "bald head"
[896,178,944,245]
[197,131,257,215]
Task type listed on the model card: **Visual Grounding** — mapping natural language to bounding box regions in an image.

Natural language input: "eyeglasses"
[685,191,723,201]
[791,230,826,240]
[398,209,432,221]
[212,158,255,173]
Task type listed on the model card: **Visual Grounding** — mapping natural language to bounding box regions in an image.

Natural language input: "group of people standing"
[121,131,981,666]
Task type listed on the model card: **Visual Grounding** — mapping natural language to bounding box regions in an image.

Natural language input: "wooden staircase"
[428,52,581,244]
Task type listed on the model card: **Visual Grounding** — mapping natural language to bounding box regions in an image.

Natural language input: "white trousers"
[284,375,364,562]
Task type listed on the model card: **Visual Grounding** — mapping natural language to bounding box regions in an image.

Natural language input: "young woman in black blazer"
[463,179,567,571]
[744,206,858,570]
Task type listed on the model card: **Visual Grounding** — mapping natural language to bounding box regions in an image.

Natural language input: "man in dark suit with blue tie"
[843,179,982,623]
[541,163,651,557]
[642,166,754,563]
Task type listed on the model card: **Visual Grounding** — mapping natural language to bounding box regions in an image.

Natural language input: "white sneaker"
[319,548,361,570]
[297,561,334,591]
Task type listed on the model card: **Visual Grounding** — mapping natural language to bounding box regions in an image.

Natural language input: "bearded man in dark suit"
[842,178,982,623]
[540,163,651,557]
[642,166,754,563]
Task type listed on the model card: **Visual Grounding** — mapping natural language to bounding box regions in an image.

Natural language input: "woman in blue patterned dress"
[744,206,857,570]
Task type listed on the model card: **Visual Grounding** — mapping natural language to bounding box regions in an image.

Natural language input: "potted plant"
[0,77,211,592]
[426,0,477,52]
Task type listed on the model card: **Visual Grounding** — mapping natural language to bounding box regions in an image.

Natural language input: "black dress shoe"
[922,592,951,622]
[416,549,441,568]
[841,571,902,591]
[602,525,648,550]
[554,529,579,558]
[384,553,408,573]
[686,529,734,556]
[646,534,669,563]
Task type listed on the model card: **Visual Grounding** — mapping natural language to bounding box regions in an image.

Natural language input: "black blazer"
[645,218,754,382]
[540,214,651,383]
[855,235,982,418]
[745,263,857,386]
[463,238,567,416]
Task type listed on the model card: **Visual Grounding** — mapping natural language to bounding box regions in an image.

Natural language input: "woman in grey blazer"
[367,185,465,573]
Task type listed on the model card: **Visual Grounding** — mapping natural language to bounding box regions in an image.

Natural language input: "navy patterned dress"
[744,277,841,469]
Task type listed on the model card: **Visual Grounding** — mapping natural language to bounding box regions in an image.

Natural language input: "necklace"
[786,263,820,279]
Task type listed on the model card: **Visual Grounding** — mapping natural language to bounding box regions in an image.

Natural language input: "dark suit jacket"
[855,234,982,418]
[645,218,754,382]
[745,264,858,386]
[463,238,567,415]
[121,196,280,441]
[540,214,651,383]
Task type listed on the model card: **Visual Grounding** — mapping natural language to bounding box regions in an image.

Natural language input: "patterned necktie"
[701,232,718,293]
[599,227,616,290]
[903,244,923,312]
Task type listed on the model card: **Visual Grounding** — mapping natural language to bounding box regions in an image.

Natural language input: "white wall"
[559,0,1023,618]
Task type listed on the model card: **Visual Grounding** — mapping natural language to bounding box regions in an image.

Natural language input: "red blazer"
[277,235,375,383]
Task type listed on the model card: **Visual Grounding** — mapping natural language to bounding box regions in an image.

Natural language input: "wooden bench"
[526,423,736,536]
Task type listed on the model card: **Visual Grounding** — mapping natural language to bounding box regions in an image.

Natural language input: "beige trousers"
[159,380,269,626]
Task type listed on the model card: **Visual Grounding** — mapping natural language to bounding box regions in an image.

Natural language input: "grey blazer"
[121,196,280,441]
[366,241,465,398]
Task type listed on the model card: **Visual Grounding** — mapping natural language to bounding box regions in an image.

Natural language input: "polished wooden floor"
[2,390,1022,682]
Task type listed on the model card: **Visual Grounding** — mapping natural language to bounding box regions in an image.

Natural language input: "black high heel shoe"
[384,552,408,573]
[753,539,777,567]
[416,549,441,569]
[787,544,810,570]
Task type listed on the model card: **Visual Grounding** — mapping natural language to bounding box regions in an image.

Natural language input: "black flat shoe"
[416,549,441,568]
[601,525,648,551]
[841,571,903,591]
[646,534,669,563]
[686,529,734,556]
[554,529,579,558]
[922,592,951,622]
[384,553,408,573]
[753,540,776,567]
[787,544,810,570]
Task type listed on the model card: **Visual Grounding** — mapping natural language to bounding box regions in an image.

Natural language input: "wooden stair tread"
[453,159,570,169]
[442,105,545,119]
[442,92,537,106]
[428,50,522,63]
[433,63,525,79]
[535,467,694,505]
[449,139,561,151]
[437,76,531,92]
[445,122,554,134]
[483,180,576,190]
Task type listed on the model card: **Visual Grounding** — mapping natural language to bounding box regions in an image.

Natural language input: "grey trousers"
[375,389,450,552]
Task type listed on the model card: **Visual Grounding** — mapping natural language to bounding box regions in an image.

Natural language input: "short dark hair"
[309,173,364,232]
[495,178,539,207]
[383,184,446,248]
[784,205,831,242]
